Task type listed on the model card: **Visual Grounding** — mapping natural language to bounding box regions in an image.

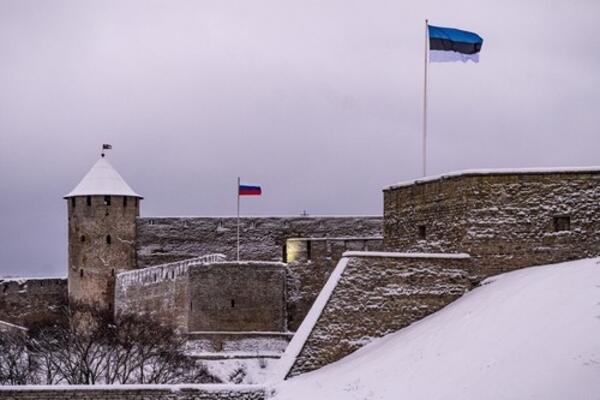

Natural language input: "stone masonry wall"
[384,171,600,279]
[0,386,266,400]
[188,262,286,332]
[0,278,67,327]
[68,195,139,312]
[286,253,474,377]
[114,259,195,332]
[115,259,285,333]
[284,237,383,331]
[136,216,382,267]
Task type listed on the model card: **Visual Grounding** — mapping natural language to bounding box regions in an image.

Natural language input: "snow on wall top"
[64,157,143,198]
[343,251,470,259]
[116,254,226,288]
[385,166,600,191]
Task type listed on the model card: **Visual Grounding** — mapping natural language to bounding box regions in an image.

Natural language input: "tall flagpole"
[422,18,429,177]
[237,176,240,261]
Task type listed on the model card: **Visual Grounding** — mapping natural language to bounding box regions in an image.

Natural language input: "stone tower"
[64,156,142,313]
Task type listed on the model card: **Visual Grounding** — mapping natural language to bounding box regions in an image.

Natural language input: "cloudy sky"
[1,0,599,277]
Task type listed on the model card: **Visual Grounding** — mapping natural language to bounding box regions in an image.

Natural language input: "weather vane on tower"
[101,144,112,158]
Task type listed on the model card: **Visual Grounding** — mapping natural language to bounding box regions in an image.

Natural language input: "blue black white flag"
[428,25,483,63]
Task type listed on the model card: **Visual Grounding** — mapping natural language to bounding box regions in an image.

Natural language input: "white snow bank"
[385,166,600,190]
[272,257,600,400]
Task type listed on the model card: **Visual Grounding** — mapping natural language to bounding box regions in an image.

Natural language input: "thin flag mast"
[237,176,240,261]
[421,22,484,178]
[236,178,262,262]
[422,19,429,178]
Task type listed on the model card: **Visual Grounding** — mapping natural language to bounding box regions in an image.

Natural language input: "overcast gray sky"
[1,0,599,277]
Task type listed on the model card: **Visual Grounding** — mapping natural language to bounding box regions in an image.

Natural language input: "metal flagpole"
[237,176,240,261]
[422,19,429,177]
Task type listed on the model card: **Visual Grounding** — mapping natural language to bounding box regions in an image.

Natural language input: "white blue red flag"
[239,184,261,196]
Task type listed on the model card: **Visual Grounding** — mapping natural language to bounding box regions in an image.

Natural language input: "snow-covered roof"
[385,166,600,191]
[64,157,142,199]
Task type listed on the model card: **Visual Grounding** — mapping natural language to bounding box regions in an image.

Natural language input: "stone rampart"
[284,237,383,331]
[0,278,67,327]
[136,216,382,267]
[115,259,286,333]
[0,385,265,400]
[279,252,473,378]
[188,262,286,332]
[384,169,600,278]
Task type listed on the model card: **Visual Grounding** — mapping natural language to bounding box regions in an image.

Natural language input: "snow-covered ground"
[272,257,600,400]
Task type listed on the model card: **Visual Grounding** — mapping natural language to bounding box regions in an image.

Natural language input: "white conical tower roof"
[64,157,143,198]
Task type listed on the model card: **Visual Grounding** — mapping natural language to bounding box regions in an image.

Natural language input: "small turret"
[64,155,142,313]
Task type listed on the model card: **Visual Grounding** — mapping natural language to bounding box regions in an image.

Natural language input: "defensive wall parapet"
[0,384,266,400]
[0,278,67,327]
[115,259,286,334]
[136,216,383,267]
[384,168,600,278]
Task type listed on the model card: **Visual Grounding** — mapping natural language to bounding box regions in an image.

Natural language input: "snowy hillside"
[272,258,600,400]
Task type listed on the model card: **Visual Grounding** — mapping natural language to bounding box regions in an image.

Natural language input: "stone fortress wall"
[383,169,600,278]
[115,254,286,333]
[278,169,600,378]
[136,216,383,267]
[0,385,266,400]
[284,236,383,331]
[281,252,474,378]
[135,216,384,331]
[0,278,67,327]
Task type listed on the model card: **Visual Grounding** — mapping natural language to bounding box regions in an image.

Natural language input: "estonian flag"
[428,25,483,63]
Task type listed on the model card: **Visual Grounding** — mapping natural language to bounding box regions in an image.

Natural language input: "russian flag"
[428,25,483,63]
[239,184,262,196]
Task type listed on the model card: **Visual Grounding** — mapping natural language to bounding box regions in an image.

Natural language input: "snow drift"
[272,257,600,400]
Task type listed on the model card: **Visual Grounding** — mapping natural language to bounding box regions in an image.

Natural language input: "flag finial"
[101,144,112,158]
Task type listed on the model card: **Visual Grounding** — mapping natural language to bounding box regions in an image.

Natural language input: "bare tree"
[21,305,219,385]
[0,330,38,385]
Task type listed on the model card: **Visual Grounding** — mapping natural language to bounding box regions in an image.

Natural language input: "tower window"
[123,196,128,207]
[104,196,111,206]
[282,244,288,263]
[80,269,84,278]
[553,216,571,232]
[231,299,235,308]
[106,235,112,245]
[306,240,312,260]
[418,225,427,240]
[135,198,139,207]
[108,302,112,311]
[71,197,76,208]
[86,196,91,206]
[111,269,115,277]
[80,235,86,243]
